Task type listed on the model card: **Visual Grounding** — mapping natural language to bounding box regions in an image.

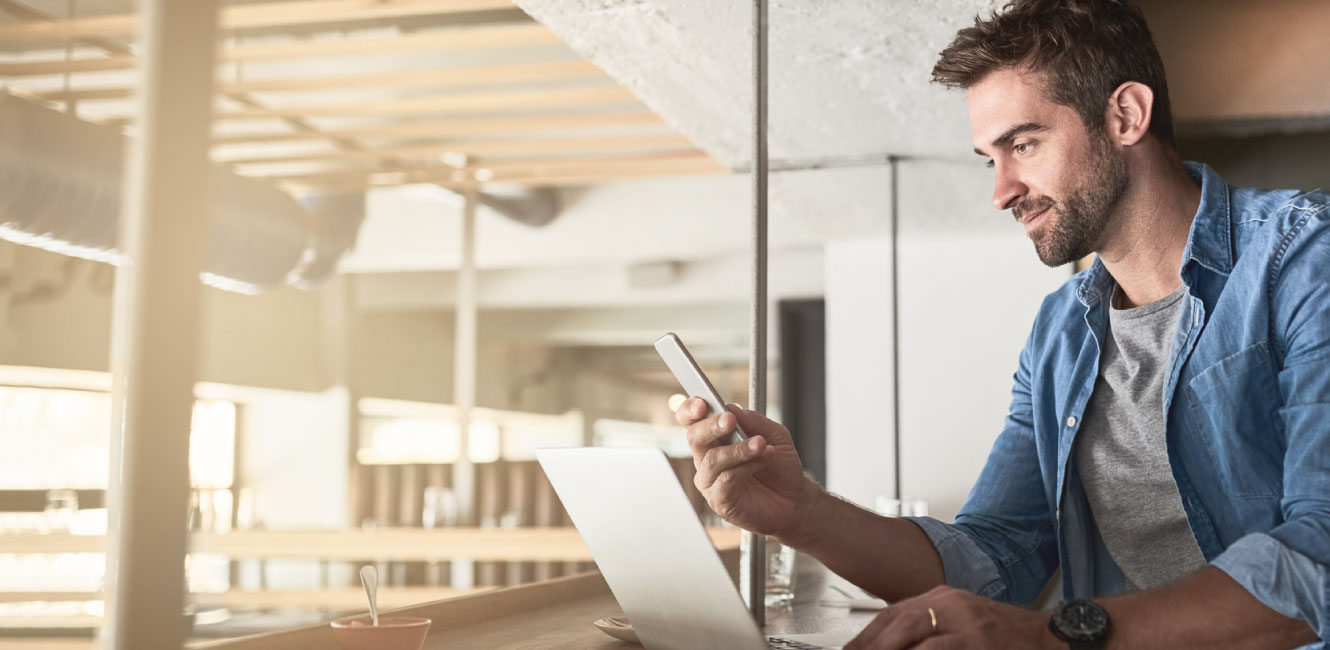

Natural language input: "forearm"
[1099,566,1318,650]
[775,479,945,602]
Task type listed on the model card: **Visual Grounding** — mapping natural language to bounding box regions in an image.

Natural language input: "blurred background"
[0,0,1325,646]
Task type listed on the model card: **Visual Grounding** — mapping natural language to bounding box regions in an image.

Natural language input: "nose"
[991,162,1028,211]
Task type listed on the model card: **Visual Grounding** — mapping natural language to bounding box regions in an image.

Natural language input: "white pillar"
[102,1,219,649]
[451,187,479,587]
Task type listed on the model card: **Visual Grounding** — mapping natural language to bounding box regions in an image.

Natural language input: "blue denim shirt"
[908,162,1329,647]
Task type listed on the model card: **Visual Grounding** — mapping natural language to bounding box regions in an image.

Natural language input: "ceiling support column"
[450,186,480,586]
[102,1,219,648]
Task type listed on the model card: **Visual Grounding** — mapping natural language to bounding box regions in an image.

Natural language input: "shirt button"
[1066,416,1078,428]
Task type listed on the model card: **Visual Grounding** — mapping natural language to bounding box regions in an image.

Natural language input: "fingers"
[912,635,962,650]
[844,605,938,650]
[727,404,794,445]
[674,397,709,426]
[694,435,769,491]
[684,404,743,457]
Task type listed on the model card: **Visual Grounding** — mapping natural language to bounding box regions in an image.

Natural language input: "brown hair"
[932,0,1174,148]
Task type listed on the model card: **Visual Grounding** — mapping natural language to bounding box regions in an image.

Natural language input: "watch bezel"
[1048,599,1111,649]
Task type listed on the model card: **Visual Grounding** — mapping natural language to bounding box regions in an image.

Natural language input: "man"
[676,1,1328,648]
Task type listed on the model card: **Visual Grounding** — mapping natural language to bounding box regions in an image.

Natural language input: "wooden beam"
[0,23,561,77]
[0,0,517,43]
[99,86,639,127]
[218,133,696,166]
[29,60,606,103]
[212,111,666,145]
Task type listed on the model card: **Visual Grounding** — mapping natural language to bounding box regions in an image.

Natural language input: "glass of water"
[764,537,797,606]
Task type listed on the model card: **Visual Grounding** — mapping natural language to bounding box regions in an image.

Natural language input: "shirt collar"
[1076,161,1232,306]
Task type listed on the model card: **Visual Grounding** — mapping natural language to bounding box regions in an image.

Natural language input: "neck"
[1095,153,1201,308]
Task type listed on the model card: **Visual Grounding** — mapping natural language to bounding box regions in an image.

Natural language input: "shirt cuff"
[1211,532,1327,639]
[905,516,1007,600]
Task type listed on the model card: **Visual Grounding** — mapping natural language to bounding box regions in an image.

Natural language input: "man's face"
[967,68,1128,267]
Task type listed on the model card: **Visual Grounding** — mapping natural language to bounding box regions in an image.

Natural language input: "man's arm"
[843,565,1317,650]
[677,401,948,602]
[777,480,946,603]
[1093,567,1318,649]
[679,316,1060,607]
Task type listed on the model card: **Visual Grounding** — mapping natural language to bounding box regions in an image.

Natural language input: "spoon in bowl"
[359,565,380,626]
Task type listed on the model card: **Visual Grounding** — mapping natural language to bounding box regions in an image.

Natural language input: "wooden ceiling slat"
[212,112,667,144]
[99,86,639,128]
[201,86,638,123]
[0,23,561,77]
[219,133,696,166]
[267,150,722,187]
[0,0,517,43]
[488,164,730,187]
[28,60,606,103]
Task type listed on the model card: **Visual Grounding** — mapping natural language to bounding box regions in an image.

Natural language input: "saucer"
[593,616,639,643]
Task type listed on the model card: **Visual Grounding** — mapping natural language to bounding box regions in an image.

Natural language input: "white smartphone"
[654,332,747,445]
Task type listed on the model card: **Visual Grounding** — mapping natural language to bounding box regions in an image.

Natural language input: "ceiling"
[3,0,1328,278]
[0,0,728,194]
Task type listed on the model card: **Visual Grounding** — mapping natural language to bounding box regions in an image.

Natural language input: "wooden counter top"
[197,551,880,650]
[0,527,742,561]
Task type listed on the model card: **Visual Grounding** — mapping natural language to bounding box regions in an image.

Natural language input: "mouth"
[1019,206,1051,232]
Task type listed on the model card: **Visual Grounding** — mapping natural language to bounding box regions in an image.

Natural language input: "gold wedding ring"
[928,607,937,632]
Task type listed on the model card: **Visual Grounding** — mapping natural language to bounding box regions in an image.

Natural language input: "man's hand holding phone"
[676,398,814,543]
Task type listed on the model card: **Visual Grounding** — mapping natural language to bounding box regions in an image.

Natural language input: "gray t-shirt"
[1074,283,1207,591]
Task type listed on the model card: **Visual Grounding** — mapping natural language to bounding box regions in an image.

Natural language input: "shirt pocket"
[1183,341,1285,499]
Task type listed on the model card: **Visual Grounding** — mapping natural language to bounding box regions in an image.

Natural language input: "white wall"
[897,235,1069,521]
[821,160,1072,519]
[824,237,895,509]
[225,385,351,590]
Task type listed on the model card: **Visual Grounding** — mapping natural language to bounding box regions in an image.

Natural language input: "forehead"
[966,68,1077,148]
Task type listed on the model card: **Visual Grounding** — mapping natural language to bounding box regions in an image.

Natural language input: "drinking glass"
[740,530,798,607]
[44,489,78,533]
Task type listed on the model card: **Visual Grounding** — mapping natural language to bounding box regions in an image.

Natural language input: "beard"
[1016,133,1128,267]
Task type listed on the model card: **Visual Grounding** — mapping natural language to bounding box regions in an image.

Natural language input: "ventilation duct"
[0,92,364,294]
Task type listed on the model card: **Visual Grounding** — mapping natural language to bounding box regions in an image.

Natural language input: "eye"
[984,159,994,168]
[1013,141,1035,155]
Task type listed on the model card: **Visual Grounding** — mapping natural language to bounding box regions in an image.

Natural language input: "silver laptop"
[536,446,856,650]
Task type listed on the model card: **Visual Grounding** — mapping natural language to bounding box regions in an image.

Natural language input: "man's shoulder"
[1231,185,1330,262]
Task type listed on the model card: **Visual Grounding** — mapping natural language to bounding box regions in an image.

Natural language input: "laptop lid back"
[536,447,767,650]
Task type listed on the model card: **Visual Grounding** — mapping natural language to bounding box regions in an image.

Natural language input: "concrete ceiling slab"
[513,0,1001,166]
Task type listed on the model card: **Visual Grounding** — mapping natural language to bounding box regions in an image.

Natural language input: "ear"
[1106,81,1153,146]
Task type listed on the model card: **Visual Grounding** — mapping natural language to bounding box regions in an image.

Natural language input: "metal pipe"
[890,156,901,501]
[744,0,769,626]
[102,1,219,648]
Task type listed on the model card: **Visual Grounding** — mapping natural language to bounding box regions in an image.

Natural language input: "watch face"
[1057,600,1109,640]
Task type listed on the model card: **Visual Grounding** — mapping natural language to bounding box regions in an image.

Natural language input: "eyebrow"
[973,122,1049,157]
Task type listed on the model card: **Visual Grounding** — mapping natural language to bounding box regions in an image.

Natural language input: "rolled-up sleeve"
[1211,533,1326,637]
[1262,202,1330,642]
[906,515,1006,599]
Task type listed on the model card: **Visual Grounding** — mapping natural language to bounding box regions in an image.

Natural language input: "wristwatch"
[1048,599,1111,650]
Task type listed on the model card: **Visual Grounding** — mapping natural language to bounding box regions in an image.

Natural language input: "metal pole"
[889,156,901,501]
[451,186,479,585]
[744,0,769,626]
[102,1,219,648]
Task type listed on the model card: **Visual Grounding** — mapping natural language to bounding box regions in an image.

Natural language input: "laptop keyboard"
[768,637,825,650]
